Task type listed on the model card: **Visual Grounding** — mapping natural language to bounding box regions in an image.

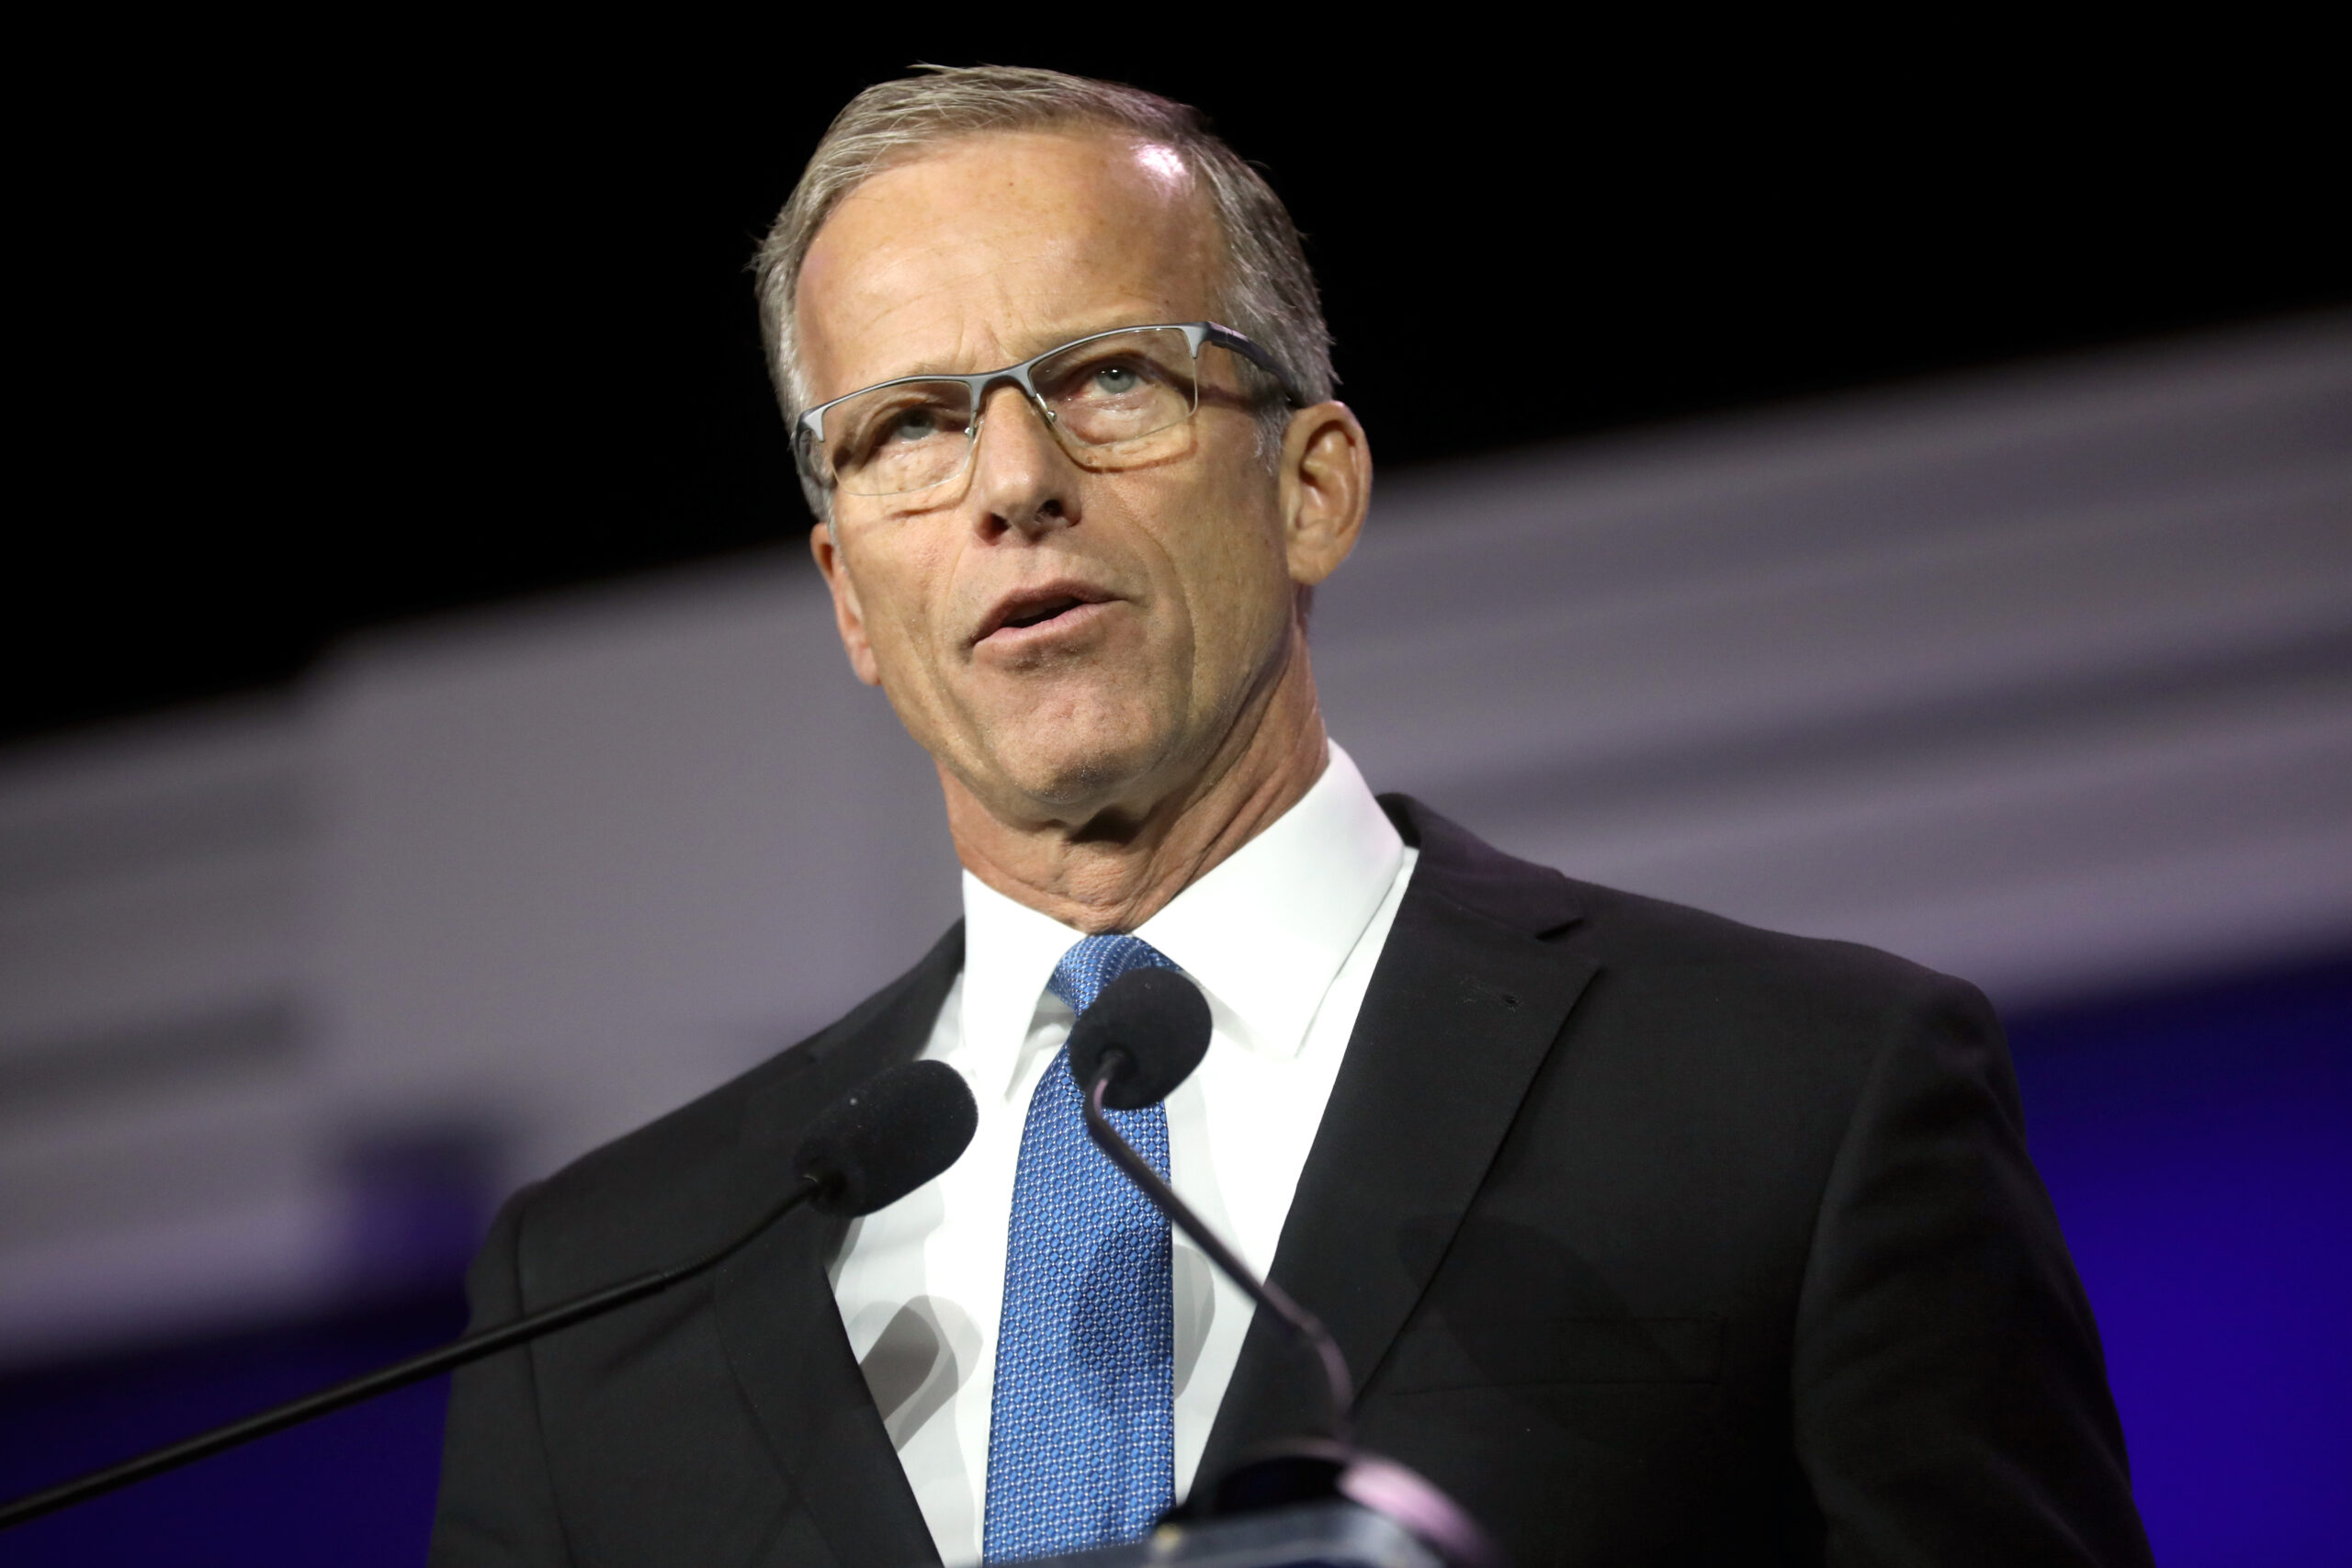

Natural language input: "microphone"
[796,1057,981,1216]
[1068,966,1215,1111]
[0,1058,978,1531]
[1069,969,1500,1568]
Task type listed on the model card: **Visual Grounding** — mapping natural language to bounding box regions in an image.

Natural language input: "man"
[432,66,2152,1567]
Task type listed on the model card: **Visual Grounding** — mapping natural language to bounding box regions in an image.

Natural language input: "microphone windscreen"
[1067,967,1214,1110]
[794,1060,978,1216]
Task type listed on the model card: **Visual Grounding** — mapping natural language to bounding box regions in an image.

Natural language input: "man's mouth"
[975,583,1114,645]
[1004,595,1084,630]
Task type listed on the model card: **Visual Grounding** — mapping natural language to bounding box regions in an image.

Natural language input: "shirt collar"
[956,742,1403,1103]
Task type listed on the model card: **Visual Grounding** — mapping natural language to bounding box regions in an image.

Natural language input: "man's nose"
[966,381,1075,539]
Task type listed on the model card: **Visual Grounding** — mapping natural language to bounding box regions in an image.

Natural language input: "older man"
[431,67,2152,1567]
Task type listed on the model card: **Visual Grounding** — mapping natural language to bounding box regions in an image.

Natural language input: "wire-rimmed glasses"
[795,321,1302,501]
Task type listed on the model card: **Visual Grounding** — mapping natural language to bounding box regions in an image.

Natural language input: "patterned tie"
[981,935,1179,1562]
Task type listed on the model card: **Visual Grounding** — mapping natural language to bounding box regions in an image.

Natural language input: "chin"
[989,716,1179,816]
[949,660,1194,816]
[1003,748,1155,814]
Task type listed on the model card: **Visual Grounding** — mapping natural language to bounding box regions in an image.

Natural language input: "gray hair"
[753,64,1335,517]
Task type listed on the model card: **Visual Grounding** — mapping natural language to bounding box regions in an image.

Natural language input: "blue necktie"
[981,935,1179,1562]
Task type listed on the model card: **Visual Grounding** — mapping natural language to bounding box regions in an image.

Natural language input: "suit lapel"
[1199,799,1598,1477]
[714,923,963,1568]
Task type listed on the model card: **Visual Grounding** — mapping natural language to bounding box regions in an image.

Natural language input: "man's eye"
[883,410,947,444]
[1090,365,1143,395]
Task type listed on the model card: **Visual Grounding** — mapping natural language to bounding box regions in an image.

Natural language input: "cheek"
[842,537,957,690]
[865,536,954,639]
[1181,471,1292,637]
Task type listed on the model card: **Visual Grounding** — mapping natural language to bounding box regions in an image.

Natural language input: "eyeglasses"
[795,321,1303,501]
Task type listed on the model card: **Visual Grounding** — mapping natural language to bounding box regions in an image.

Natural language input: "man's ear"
[1278,400,1372,589]
[808,522,884,687]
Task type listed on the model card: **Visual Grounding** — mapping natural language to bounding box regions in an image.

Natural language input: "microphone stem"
[1083,1076,1354,1448]
[0,1175,824,1531]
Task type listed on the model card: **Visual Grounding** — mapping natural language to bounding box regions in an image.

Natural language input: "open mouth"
[1001,595,1086,630]
[977,584,1112,644]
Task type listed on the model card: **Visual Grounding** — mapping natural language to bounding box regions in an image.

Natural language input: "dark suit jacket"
[432,797,2152,1566]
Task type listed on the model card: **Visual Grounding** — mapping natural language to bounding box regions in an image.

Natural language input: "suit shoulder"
[1566,875,1974,1004]
[1393,790,1979,1018]
[1544,874,2006,1117]
[499,921,964,1288]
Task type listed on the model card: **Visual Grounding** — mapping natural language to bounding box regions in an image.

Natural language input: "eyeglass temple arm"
[1200,322,1307,407]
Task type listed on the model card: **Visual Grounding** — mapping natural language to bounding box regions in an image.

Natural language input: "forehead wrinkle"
[815,264,1201,395]
[800,129,1221,397]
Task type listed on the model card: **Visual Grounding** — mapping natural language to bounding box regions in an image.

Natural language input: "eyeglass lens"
[820,327,1204,498]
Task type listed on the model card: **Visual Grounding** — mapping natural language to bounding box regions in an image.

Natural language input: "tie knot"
[1046,934,1177,1016]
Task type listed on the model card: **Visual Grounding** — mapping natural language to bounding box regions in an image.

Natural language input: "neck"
[944,634,1329,934]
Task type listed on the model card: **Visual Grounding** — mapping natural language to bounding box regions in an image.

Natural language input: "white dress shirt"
[828,742,1416,1563]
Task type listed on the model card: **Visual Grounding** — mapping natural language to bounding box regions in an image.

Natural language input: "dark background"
[14,28,2345,744]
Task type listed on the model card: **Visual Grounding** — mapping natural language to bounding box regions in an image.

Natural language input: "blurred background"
[4,26,2346,1568]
